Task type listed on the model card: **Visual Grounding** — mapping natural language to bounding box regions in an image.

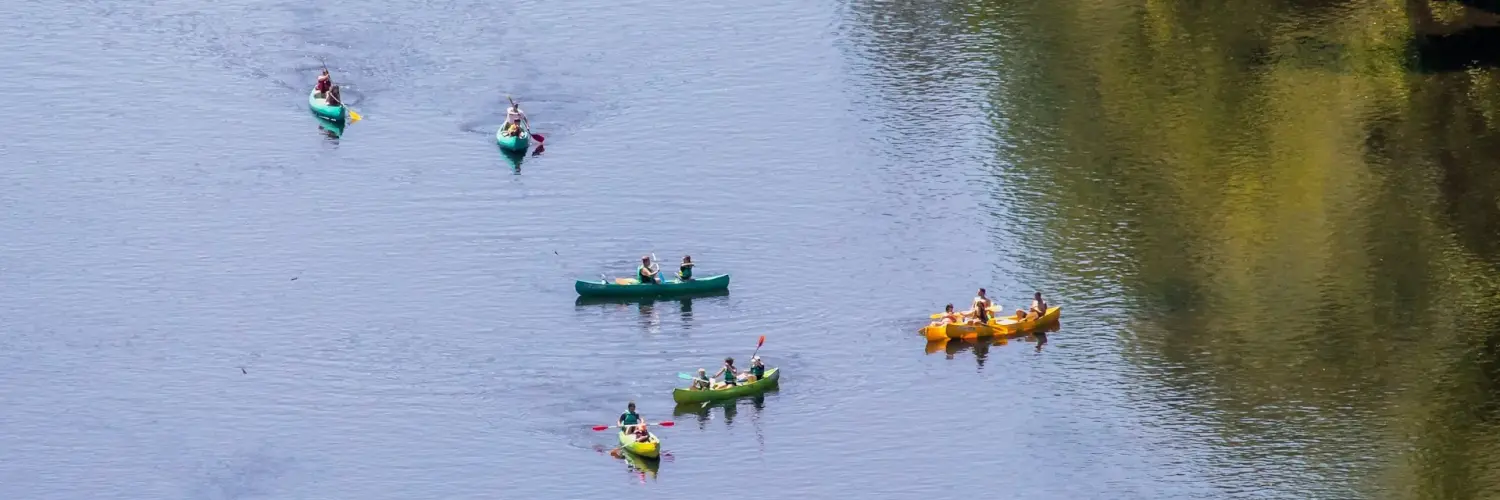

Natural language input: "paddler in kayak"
[314,69,332,98]
[690,368,712,390]
[711,357,739,389]
[741,356,766,383]
[502,101,527,137]
[973,288,993,312]
[1029,291,1048,317]
[637,256,661,284]
[619,401,645,434]
[678,255,694,281]
[931,303,963,325]
[325,84,343,106]
[966,303,992,325]
[633,425,651,442]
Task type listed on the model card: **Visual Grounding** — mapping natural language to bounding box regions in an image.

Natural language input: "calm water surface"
[4,0,1500,498]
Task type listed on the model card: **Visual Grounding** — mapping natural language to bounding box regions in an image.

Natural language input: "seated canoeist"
[678,255,694,281]
[712,357,739,389]
[633,424,651,443]
[325,84,342,106]
[966,304,992,325]
[637,256,661,284]
[931,304,963,326]
[690,368,712,390]
[974,288,993,311]
[503,101,527,136]
[619,401,644,434]
[742,356,766,383]
[1030,291,1048,317]
[315,69,332,97]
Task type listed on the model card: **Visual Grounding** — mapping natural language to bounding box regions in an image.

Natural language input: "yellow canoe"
[619,430,660,458]
[921,306,1061,341]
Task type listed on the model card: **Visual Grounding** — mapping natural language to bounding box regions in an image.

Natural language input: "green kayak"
[672,368,779,404]
[496,125,530,152]
[618,430,660,458]
[575,274,730,298]
[308,89,345,123]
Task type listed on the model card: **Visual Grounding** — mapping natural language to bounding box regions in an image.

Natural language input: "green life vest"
[620,411,640,426]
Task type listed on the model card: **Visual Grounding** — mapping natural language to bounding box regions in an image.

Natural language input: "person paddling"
[744,356,766,382]
[973,288,993,312]
[504,101,527,136]
[933,303,962,325]
[315,69,332,97]
[1030,291,1048,317]
[678,255,694,281]
[637,256,661,284]
[325,84,342,106]
[967,303,992,325]
[712,357,739,389]
[619,401,644,434]
[690,368,712,390]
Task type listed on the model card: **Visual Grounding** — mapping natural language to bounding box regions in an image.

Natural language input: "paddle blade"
[757,335,766,348]
[656,421,674,427]
[592,425,611,431]
[347,108,362,123]
[677,373,695,380]
[532,133,545,143]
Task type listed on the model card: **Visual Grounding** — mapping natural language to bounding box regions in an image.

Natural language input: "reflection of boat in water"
[620,449,659,479]
[575,289,728,332]
[316,117,345,138]
[499,147,525,172]
[672,392,772,427]
[574,289,729,307]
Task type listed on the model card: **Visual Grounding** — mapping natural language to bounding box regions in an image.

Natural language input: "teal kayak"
[308,89,345,123]
[575,274,730,297]
[496,125,530,152]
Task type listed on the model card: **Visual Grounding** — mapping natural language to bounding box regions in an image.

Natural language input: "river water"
[4,0,1500,498]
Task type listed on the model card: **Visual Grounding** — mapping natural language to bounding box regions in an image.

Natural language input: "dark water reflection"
[848,0,1500,496]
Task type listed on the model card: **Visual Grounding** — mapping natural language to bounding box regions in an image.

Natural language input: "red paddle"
[592,421,674,431]
[750,335,766,360]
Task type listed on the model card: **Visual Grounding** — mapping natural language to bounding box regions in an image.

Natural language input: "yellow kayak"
[921,306,1061,341]
[619,430,660,458]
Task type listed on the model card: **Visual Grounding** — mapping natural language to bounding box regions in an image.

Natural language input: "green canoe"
[575,274,730,298]
[672,368,779,404]
[308,89,346,123]
[496,125,530,152]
